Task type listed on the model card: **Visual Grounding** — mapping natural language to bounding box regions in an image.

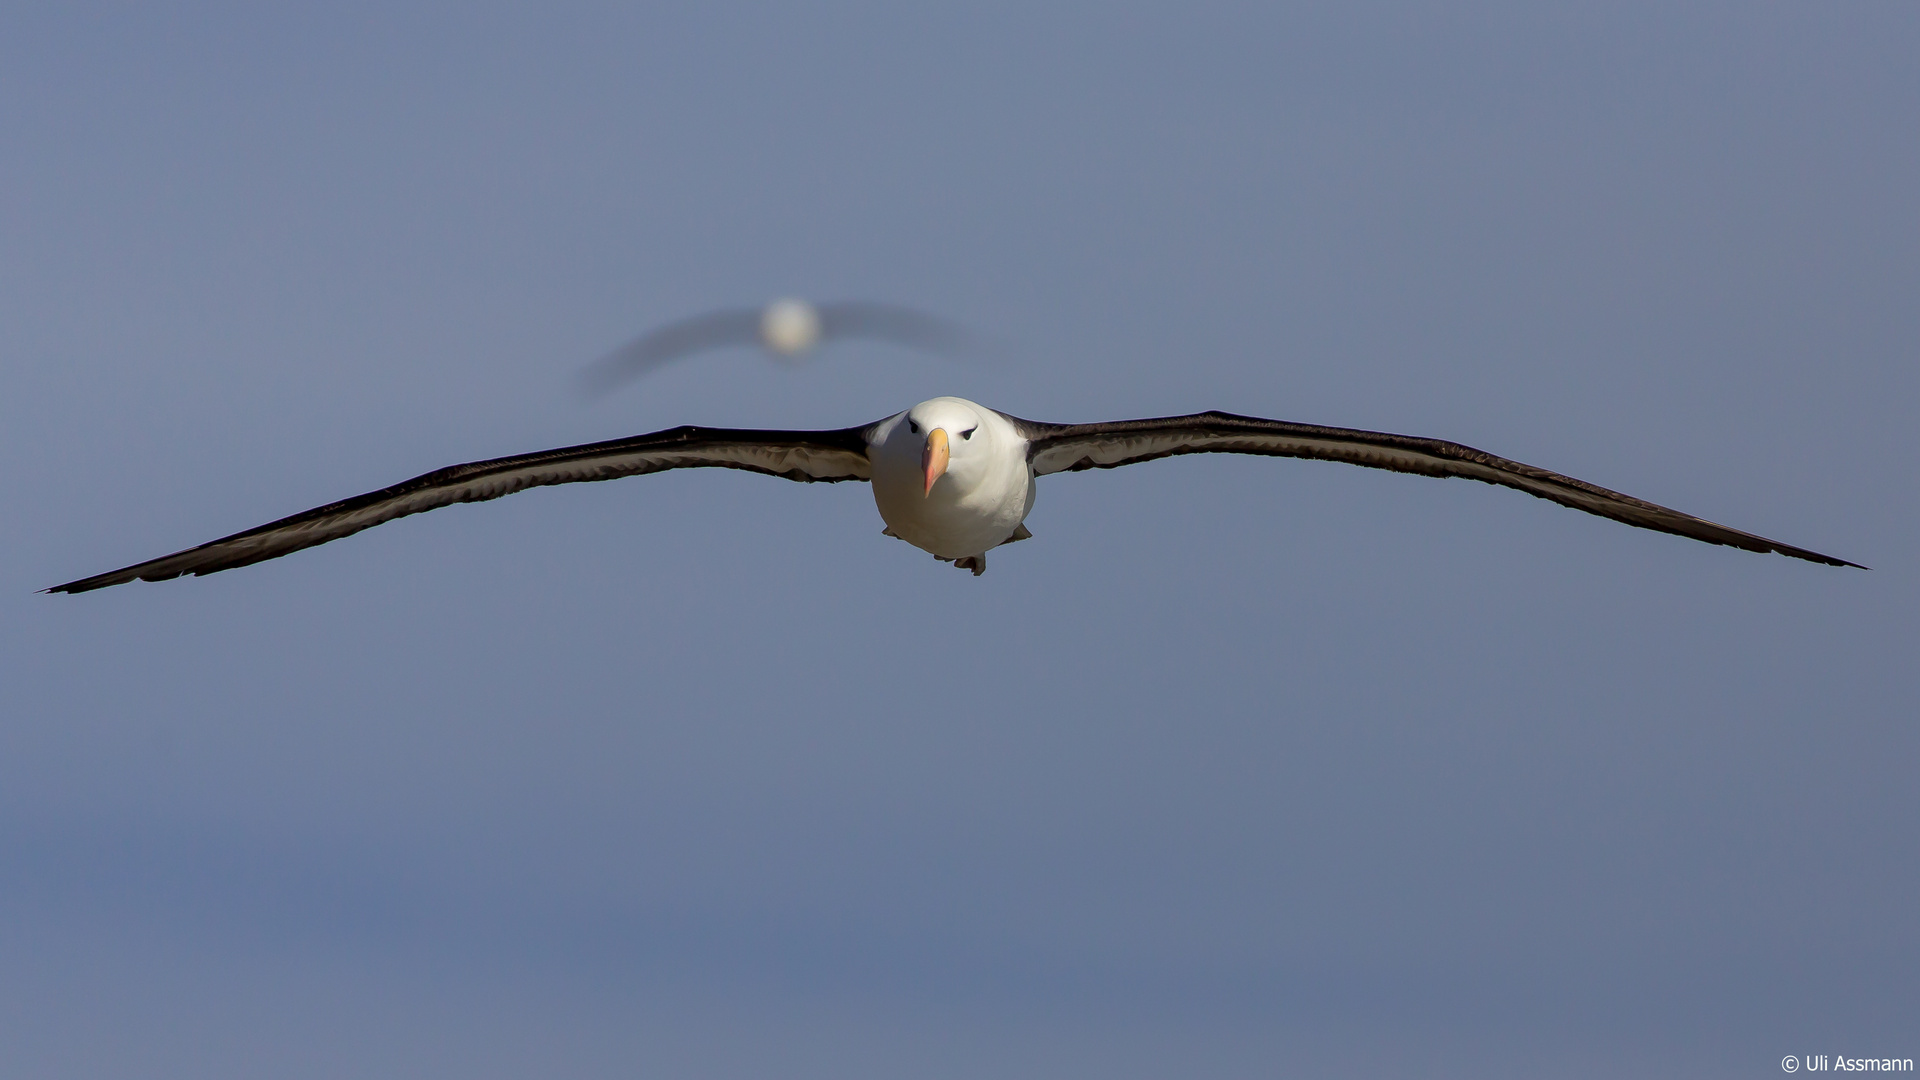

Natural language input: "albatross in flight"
[46,396,1858,593]
[582,299,968,394]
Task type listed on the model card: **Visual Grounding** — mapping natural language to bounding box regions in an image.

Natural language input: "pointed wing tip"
[1777,546,1865,570]
[43,574,125,594]
[44,563,180,594]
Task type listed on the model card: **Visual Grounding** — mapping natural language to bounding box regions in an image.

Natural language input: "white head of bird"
[867,397,1037,564]
[759,298,823,356]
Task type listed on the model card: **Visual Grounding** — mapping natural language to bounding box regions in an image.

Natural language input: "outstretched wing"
[1007,410,1859,568]
[580,308,765,393]
[815,302,970,354]
[48,423,879,593]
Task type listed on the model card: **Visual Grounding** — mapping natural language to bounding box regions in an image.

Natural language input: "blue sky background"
[2,3,1915,1076]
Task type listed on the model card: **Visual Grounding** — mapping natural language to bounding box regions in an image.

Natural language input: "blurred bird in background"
[582,298,970,395]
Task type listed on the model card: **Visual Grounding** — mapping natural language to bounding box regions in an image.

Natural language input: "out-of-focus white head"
[760,298,823,356]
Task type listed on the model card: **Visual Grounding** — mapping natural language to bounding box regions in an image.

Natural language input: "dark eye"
[908,420,919,434]
[960,427,976,440]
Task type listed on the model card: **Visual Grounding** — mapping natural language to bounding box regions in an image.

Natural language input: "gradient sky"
[3,3,1916,1077]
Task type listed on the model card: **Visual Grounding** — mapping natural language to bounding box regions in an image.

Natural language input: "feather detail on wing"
[1006,411,1860,568]
[48,424,878,593]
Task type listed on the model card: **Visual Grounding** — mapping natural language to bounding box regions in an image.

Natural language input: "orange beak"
[921,427,950,496]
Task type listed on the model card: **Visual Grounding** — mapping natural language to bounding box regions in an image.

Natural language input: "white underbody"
[868,397,1036,561]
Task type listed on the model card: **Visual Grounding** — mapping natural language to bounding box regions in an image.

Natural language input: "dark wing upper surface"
[1006,410,1859,568]
[49,423,879,593]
